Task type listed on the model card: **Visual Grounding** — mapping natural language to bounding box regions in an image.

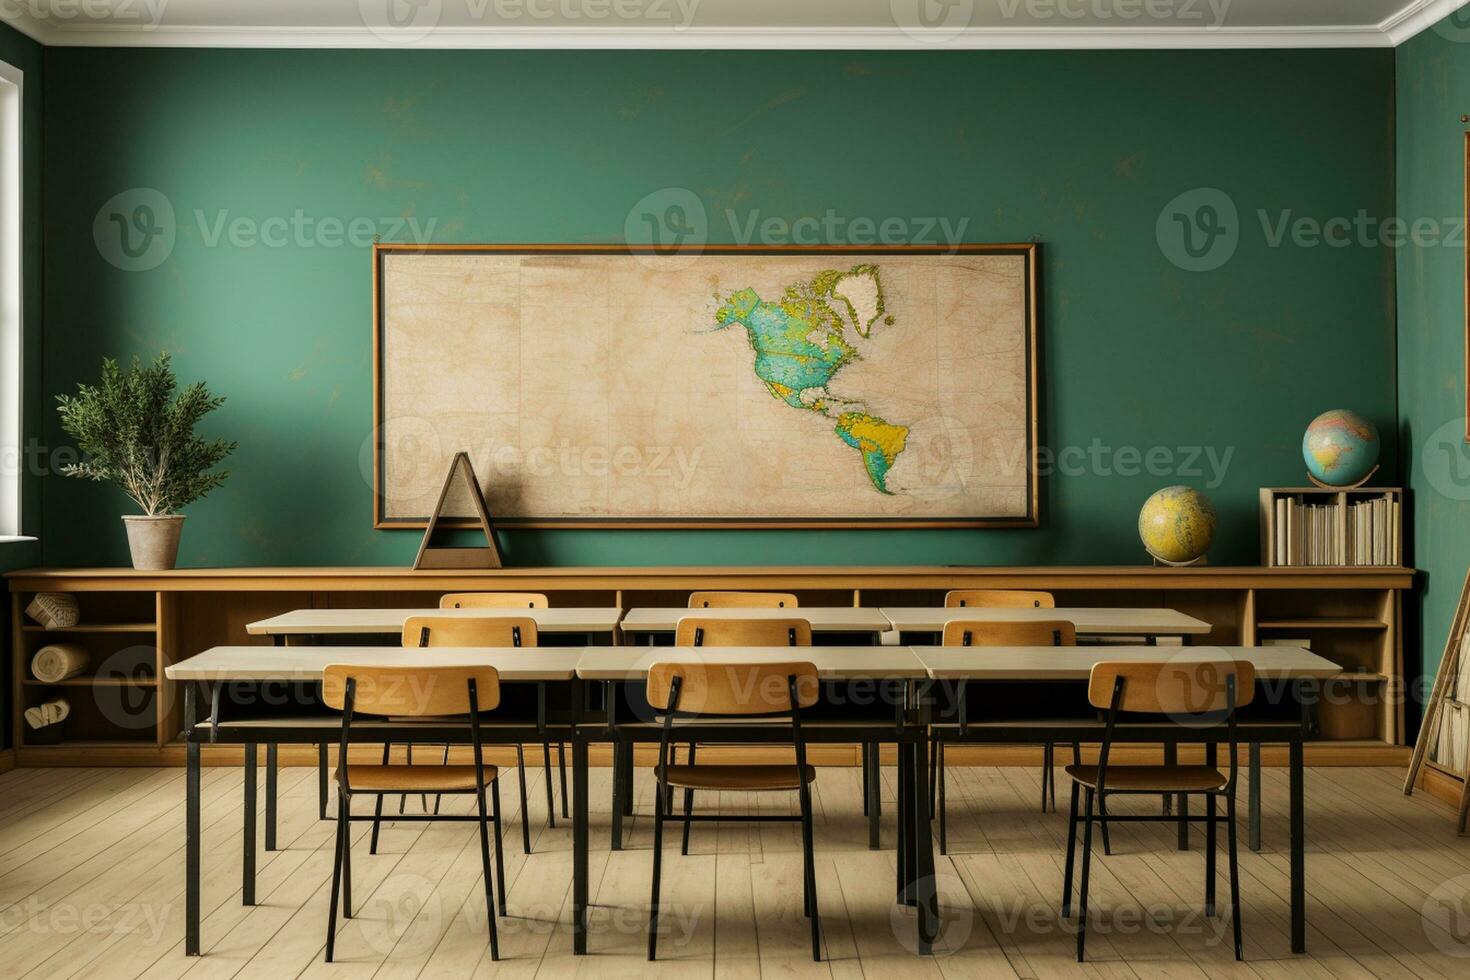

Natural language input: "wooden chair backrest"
[674,616,813,647]
[1087,660,1257,714]
[401,615,538,648]
[440,592,549,609]
[322,664,501,715]
[941,619,1076,647]
[945,589,1055,608]
[687,591,799,608]
[646,661,820,715]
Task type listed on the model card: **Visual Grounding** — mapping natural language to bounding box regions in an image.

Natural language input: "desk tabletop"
[916,645,1341,680]
[881,606,1212,635]
[164,646,582,682]
[245,607,622,635]
[619,607,892,632]
[574,645,927,681]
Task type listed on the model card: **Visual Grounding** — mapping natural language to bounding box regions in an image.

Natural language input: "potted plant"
[56,353,235,570]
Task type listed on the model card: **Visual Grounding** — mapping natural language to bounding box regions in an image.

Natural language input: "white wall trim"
[0,4,1464,50]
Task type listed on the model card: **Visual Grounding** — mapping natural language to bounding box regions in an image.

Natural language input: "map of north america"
[714,264,910,493]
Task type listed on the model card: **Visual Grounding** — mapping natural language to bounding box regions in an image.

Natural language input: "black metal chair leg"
[433,745,448,815]
[543,741,556,828]
[1227,792,1243,959]
[1061,781,1079,917]
[928,733,939,818]
[800,786,822,962]
[515,744,532,854]
[861,742,870,816]
[341,795,353,919]
[318,743,329,820]
[370,744,389,853]
[680,743,697,856]
[648,777,665,961]
[325,792,347,962]
[1098,795,1113,855]
[491,777,507,912]
[1041,742,1052,812]
[938,739,948,855]
[1076,788,1095,962]
[1205,793,1218,916]
[558,742,569,820]
[474,784,500,961]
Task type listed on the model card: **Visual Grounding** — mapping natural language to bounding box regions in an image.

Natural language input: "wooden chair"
[930,619,1079,854]
[440,592,549,608]
[687,591,799,608]
[661,616,812,855]
[1064,660,1253,961]
[439,594,561,815]
[389,615,546,855]
[945,589,1055,608]
[647,660,822,961]
[321,664,506,963]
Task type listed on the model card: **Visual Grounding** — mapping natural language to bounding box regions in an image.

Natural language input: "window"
[0,58,21,538]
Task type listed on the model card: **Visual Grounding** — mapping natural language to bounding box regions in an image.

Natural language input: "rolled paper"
[31,643,89,683]
[24,698,70,729]
[25,592,80,629]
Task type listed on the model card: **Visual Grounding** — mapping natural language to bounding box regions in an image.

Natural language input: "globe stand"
[1306,463,1378,491]
[1151,553,1209,567]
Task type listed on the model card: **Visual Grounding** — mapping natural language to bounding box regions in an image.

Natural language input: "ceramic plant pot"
[122,514,185,570]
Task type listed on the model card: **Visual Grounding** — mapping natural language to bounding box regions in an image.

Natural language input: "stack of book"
[1262,487,1402,567]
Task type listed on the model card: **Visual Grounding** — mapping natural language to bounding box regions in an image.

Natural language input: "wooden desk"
[165,645,582,682]
[912,643,1334,954]
[246,607,622,638]
[916,644,1339,680]
[883,606,1212,638]
[619,606,892,636]
[166,643,941,959]
[576,644,926,680]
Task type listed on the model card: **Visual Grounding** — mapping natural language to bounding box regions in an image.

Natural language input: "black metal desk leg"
[572,689,589,955]
[867,740,880,850]
[1248,743,1262,851]
[186,684,200,956]
[1290,737,1305,953]
[243,743,257,906]
[265,743,278,851]
[913,722,937,955]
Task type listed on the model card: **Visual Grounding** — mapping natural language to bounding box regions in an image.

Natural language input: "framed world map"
[373,243,1038,528]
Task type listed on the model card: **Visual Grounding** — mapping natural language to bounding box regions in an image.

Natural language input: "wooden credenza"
[6,565,1414,767]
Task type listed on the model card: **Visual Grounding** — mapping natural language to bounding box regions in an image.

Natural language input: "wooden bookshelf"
[1260,486,1403,567]
[5,565,1414,766]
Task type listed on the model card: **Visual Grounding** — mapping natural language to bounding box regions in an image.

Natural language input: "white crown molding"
[1,1,1466,50]
[1382,0,1470,43]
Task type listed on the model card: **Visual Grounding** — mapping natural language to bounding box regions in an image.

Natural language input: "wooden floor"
[0,763,1468,978]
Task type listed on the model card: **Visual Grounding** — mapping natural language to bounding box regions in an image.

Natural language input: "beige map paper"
[377,248,1035,526]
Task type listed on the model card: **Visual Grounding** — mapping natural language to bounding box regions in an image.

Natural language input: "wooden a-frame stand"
[412,452,504,570]
[1404,566,1470,833]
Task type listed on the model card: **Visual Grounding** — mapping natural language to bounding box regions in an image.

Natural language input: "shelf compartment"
[1258,618,1387,630]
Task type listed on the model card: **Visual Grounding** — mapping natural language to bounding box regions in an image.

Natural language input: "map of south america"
[714,264,910,493]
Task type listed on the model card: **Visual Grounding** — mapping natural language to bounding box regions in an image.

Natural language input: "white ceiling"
[0,0,1464,48]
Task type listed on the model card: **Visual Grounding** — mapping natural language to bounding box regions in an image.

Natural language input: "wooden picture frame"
[372,243,1040,530]
[1464,131,1469,441]
[1405,564,1470,832]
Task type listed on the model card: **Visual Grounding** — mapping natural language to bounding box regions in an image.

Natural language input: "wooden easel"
[412,452,504,570]
[1404,566,1470,833]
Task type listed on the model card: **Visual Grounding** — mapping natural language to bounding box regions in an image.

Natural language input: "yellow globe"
[1138,486,1217,564]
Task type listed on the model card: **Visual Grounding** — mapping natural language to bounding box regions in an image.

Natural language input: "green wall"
[40,48,1396,569]
[1398,14,1470,694]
